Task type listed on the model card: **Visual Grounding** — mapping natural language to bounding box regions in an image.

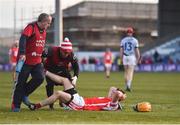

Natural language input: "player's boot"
[125,87,131,92]
[106,75,110,78]
[28,103,41,110]
[49,104,54,110]
[11,103,20,112]
[28,103,36,110]
[12,107,20,112]
[22,96,31,106]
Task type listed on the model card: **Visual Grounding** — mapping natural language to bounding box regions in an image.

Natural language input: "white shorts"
[105,64,112,69]
[123,55,136,66]
[11,62,17,67]
[63,93,85,110]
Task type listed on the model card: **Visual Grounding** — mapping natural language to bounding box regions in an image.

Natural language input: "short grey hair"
[38,13,50,22]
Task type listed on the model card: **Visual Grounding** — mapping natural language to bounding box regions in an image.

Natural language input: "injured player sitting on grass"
[29,71,126,111]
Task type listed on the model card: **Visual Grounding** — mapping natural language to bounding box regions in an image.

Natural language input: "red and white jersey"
[104,52,112,64]
[9,47,18,64]
[63,95,119,111]
[83,97,112,111]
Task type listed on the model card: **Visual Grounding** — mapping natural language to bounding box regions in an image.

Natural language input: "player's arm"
[135,48,141,64]
[71,53,79,86]
[19,24,33,60]
[119,39,124,63]
[71,53,79,77]
[42,47,53,58]
[134,39,141,64]
[42,47,53,64]
[19,35,27,56]
[119,47,124,64]
[42,48,48,58]
[19,35,27,61]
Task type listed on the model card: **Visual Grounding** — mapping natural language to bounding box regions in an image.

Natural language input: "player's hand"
[19,54,26,61]
[71,76,78,86]
[137,57,142,65]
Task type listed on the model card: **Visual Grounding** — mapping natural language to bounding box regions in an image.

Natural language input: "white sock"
[127,80,131,88]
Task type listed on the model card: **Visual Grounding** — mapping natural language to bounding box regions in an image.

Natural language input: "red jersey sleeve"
[22,24,33,37]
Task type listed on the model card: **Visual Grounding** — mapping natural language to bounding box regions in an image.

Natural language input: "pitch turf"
[0,71,180,124]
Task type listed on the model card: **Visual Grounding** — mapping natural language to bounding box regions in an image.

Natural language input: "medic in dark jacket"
[42,37,79,109]
[11,13,52,112]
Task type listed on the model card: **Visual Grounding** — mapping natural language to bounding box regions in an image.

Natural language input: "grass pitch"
[0,71,180,124]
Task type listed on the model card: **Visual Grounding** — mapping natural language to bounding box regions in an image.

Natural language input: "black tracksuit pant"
[12,63,44,108]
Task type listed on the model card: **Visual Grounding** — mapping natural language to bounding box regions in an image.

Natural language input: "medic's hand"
[71,76,78,86]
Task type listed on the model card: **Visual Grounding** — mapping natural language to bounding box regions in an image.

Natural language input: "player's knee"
[54,91,62,97]
[62,77,69,84]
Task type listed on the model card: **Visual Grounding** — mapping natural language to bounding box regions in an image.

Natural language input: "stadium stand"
[143,36,180,64]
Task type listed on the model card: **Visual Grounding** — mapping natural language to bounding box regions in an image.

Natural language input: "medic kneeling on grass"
[29,70,126,111]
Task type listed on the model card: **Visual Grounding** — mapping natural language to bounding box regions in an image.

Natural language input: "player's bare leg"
[41,91,71,107]
[106,67,110,78]
[127,65,134,90]
[12,66,16,82]
[29,90,72,110]
[28,71,74,110]
[124,65,129,90]
[45,71,74,90]
[124,65,134,91]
